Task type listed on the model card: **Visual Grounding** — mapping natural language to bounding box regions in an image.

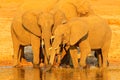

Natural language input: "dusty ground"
[0,0,120,66]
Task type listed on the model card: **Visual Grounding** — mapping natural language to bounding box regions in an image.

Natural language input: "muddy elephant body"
[49,15,112,68]
[11,12,55,67]
[11,20,41,67]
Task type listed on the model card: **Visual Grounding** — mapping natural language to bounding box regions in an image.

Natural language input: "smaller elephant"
[49,16,112,68]
[49,18,89,68]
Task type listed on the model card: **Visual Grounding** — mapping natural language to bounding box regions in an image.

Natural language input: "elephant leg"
[14,46,24,67]
[101,50,108,68]
[13,44,20,67]
[43,39,51,65]
[57,54,61,66]
[19,46,25,63]
[79,39,91,68]
[31,35,40,68]
[11,29,21,67]
[52,54,61,67]
[49,50,56,66]
[13,45,25,67]
[41,45,48,65]
[54,47,67,67]
[61,47,67,60]
[101,30,111,68]
[69,47,79,68]
[102,45,110,68]
[95,50,102,67]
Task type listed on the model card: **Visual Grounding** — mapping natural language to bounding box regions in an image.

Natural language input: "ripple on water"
[0,67,120,80]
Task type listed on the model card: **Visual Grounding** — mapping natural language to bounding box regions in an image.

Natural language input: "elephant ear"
[50,9,67,34]
[70,21,88,45]
[22,12,41,37]
[53,9,67,24]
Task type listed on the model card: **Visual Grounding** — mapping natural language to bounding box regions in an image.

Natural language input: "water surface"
[0,66,120,80]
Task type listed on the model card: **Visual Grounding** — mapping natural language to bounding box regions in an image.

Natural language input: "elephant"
[21,10,67,65]
[48,0,96,67]
[49,15,112,68]
[11,12,41,67]
[52,0,94,20]
[11,11,63,67]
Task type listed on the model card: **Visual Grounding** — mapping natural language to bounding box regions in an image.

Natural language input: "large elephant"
[49,15,112,68]
[22,10,67,65]
[11,12,61,67]
[11,12,41,67]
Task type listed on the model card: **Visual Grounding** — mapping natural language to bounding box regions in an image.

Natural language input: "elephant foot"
[40,62,45,68]
[40,64,52,72]
[13,64,23,68]
[79,65,90,69]
[52,63,60,68]
[33,64,39,68]
[60,64,71,68]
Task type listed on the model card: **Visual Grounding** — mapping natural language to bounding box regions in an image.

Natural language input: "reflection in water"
[13,68,42,80]
[95,69,110,80]
[13,68,25,80]
[0,67,120,80]
[14,68,110,80]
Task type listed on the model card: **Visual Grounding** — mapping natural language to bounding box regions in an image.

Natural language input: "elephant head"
[72,0,94,16]
[49,19,88,66]
[37,12,54,63]
[37,10,67,63]
[50,9,67,35]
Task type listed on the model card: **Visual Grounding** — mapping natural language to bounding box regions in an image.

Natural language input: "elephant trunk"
[49,35,62,65]
[42,34,52,64]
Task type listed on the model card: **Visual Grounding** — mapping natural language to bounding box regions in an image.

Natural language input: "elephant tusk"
[41,39,44,48]
[49,47,52,51]
[55,48,58,50]
[62,19,67,24]
[51,36,55,40]
[50,36,55,44]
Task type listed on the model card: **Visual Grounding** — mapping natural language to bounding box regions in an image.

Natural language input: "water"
[0,67,120,80]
